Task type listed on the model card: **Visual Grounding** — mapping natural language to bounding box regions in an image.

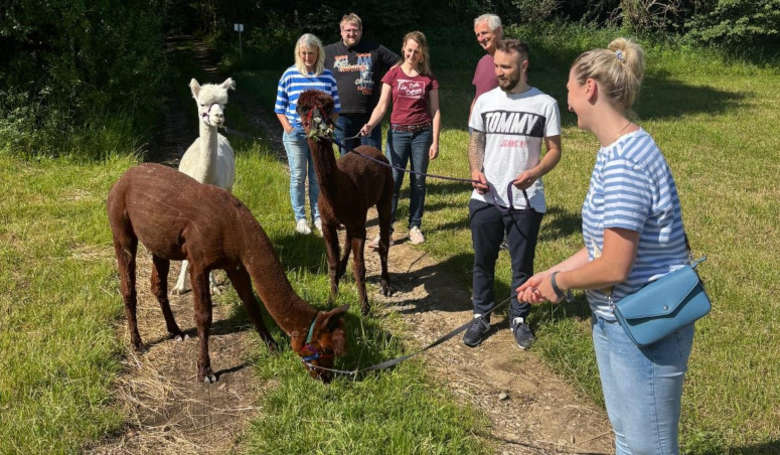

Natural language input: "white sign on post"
[233,24,244,58]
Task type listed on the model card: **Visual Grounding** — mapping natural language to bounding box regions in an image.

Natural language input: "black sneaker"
[511,317,535,350]
[463,317,491,347]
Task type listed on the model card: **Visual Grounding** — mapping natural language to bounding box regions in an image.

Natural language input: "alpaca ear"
[190,78,201,99]
[320,304,350,330]
[221,77,236,91]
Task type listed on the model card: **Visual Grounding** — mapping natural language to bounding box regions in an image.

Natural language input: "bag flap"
[616,266,701,319]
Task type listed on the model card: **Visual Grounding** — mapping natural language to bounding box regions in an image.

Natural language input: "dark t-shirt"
[381,65,439,126]
[324,40,400,115]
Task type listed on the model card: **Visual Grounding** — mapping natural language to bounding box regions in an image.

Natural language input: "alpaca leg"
[113,236,142,350]
[151,255,184,340]
[190,267,216,383]
[321,222,341,303]
[350,232,370,315]
[338,230,352,283]
[377,195,393,297]
[226,266,278,352]
[172,259,190,295]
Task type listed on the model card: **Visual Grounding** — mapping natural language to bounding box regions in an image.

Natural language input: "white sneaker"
[295,219,311,235]
[409,226,425,245]
[314,217,323,236]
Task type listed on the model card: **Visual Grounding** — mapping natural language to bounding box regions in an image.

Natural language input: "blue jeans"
[282,128,320,222]
[334,113,382,156]
[592,316,694,455]
[469,199,543,321]
[387,127,432,229]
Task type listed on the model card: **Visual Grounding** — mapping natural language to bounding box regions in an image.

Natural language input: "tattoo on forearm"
[469,131,485,173]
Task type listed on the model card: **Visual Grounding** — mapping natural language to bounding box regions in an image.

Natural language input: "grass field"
[1,25,778,454]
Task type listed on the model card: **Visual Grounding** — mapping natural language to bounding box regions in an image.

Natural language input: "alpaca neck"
[239,219,317,337]
[193,121,219,183]
[307,138,340,201]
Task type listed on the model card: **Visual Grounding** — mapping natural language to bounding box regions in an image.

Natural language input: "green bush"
[684,0,780,49]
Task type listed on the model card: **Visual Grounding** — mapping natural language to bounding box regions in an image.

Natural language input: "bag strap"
[691,256,707,269]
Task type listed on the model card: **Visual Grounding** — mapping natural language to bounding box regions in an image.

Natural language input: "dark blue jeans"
[334,113,382,156]
[469,199,543,321]
[387,127,432,229]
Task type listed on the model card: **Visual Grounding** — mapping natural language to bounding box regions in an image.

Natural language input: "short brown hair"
[340,13,362,29]
[495,39,529,61]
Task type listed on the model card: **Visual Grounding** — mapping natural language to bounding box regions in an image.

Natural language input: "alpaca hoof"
[172,333,188,342]
[202,374,217,384]
[131,338,144,352]
[171,287,189,296]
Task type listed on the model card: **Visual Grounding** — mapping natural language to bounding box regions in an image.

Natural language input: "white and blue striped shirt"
[274,67,341,129]
[582,129,689,319]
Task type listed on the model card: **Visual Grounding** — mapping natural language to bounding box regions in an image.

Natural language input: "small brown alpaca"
[106,163,348,383]
[296,90,393,315]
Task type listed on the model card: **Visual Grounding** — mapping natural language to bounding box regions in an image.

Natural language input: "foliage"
[684,0,780,49]
[0,0,166,157]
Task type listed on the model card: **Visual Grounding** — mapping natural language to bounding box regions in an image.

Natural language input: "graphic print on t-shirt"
[481,110,546,138]
[396,79,425,99]
[332,53,374,95]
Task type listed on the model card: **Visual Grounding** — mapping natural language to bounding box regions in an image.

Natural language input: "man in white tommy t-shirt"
[463,39,562,349]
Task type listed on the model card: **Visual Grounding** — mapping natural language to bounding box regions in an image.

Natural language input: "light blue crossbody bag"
[612,256,711,347]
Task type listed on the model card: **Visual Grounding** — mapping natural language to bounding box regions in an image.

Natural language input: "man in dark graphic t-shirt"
[324,13,399,155]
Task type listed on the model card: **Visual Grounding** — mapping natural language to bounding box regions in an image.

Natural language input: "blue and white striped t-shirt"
[582,129,689,320]
[274,67,341,129]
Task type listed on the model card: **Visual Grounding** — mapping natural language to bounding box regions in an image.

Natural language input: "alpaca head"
[190,77,236,128]
[296,90,335,141]
[291,304,349,382]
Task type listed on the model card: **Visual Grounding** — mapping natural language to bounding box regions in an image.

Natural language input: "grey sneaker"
[511,317,535,350]
[463,316,491,347]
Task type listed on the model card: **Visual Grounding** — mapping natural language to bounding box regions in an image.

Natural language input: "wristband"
[550,272,573,302]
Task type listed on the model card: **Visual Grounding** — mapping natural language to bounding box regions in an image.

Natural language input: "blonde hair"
[402,31,432,76]
[340,12,362,29]
[571,37,645,110]
[294,33,325,76]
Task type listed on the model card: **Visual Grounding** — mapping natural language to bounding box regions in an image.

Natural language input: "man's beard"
[498,74,520,92]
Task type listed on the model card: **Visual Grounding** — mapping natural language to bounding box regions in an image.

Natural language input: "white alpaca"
[172,77,236,295]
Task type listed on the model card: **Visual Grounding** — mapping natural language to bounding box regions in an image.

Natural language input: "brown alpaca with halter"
[106,163,348,383]
[296,90,393,315]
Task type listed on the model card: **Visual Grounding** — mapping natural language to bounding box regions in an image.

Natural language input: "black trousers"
[469,199,544,321]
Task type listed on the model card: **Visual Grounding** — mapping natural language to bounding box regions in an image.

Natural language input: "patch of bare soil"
[362,212,615,455]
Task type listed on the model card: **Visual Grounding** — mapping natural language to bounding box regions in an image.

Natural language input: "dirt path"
[91,38,614,454]
[360,217,613,455]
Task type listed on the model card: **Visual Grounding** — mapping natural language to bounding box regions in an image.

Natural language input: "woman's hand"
[429,141,439,160]
[516,271,560,304]
[359,123,373,137]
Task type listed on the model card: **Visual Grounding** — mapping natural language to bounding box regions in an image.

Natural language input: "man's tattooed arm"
[469,130,485,173]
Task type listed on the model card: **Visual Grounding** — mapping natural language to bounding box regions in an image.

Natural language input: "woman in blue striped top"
[275,33,341,235]
[518,38,693,454]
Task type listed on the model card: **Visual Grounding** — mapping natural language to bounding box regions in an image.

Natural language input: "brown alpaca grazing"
[296,90,393,315]
[106,163,348,383]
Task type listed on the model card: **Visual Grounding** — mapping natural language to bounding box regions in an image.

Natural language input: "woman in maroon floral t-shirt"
[361,31,441,246]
